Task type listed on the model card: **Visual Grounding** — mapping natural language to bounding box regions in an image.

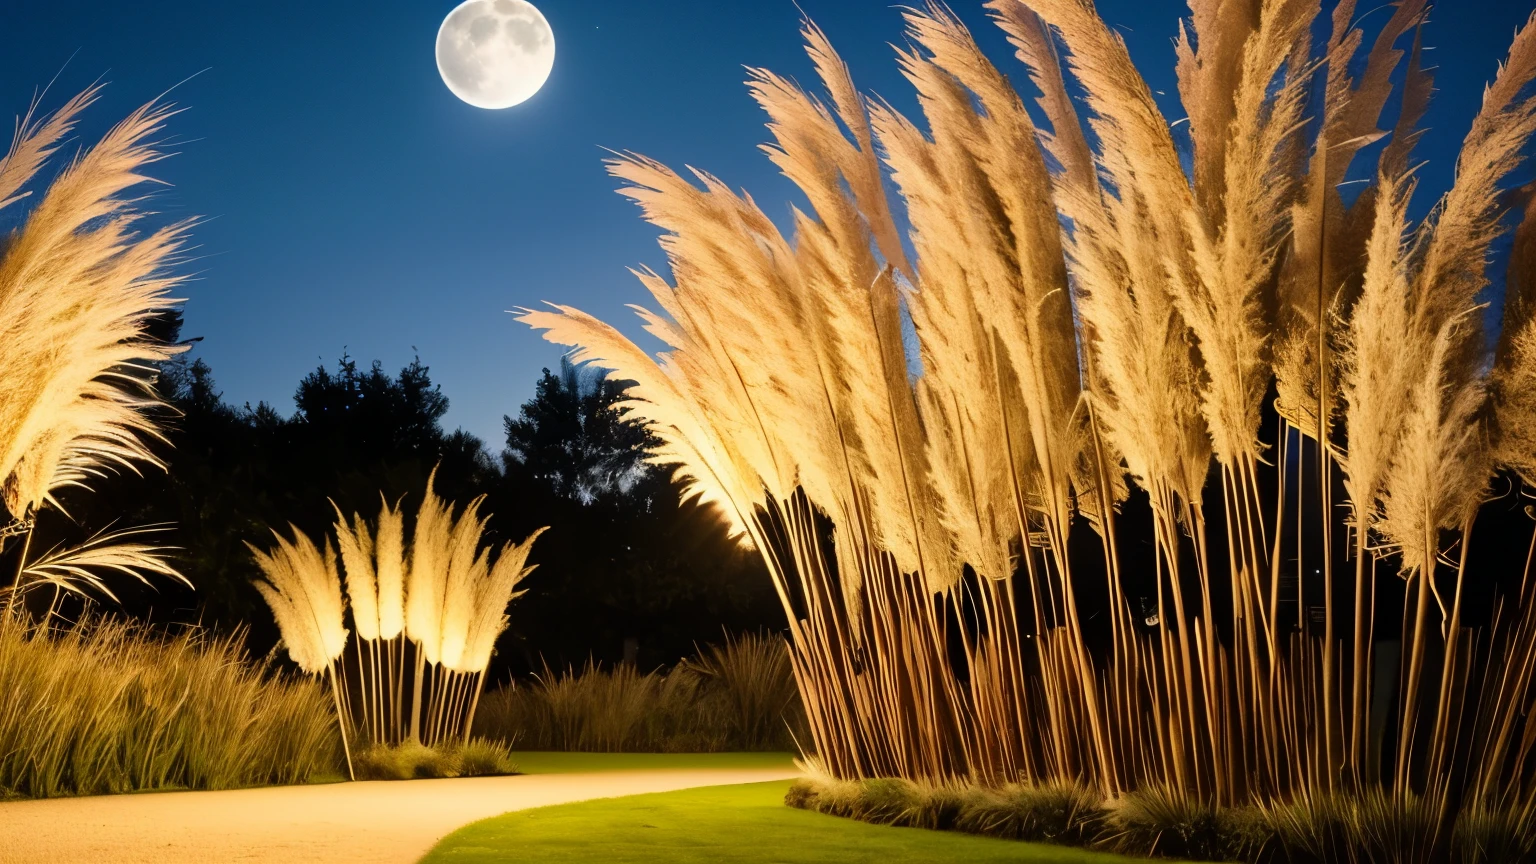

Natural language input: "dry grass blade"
[7,525,184,603]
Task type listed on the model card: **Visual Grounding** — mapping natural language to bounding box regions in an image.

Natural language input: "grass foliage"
[1107,785,1265,861]
[790,775,1536,863]
[353,736,516,781]
[475,632,803,752]
[0,613,338,798]
[961,782,1109,847]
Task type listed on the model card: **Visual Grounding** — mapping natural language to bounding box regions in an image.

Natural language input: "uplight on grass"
[520,0,1536,857]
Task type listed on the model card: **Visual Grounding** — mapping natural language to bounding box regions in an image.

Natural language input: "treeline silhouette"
[30,317,777,676]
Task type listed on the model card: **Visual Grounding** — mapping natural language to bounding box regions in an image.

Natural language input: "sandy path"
[0,767,798,864]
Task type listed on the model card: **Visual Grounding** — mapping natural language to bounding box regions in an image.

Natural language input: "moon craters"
[436,0,555,110]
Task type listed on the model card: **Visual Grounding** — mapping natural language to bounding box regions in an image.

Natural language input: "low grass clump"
[788,775,1536,864]
[1107,784,1265,861]
[0,613,338,798]
[353,737,517,781]
[475,632,804,752]
[1450,804,1536,864]
[961,782,1110,847]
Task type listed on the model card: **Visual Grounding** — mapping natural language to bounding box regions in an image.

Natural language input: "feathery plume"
[249,527,348,675]
[8,526,184,603]
[406,472,450,664]
[333,505,380,642]
[374,495,407,640]
[0,96,191,519]
[457,528,546,674]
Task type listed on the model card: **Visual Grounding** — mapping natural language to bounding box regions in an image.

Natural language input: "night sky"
[1,1,1531,446]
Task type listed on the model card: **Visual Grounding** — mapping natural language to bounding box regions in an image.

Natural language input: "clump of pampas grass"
[253,470,545,779]
[0,85,192,604]
[519,0,1536,846]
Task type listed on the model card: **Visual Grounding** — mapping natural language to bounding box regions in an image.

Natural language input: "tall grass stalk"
[520,0,1536,848]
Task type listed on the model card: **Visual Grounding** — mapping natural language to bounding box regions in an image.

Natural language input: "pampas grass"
[0,86,193,605]
[0,90,189,520]
[254,471,545,776]
[520,0,1536,851]
[249,525,354,777]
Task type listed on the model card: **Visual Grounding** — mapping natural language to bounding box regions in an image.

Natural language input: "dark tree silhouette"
[504,361,653,502]
[40,346,780,676]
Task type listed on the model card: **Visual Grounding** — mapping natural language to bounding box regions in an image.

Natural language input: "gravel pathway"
[0,767,798,863]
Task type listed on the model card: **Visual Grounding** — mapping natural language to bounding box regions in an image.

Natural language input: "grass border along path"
[421,780,1165,864]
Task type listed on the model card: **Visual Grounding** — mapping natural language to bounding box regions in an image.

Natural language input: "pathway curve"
[0,766,798,864]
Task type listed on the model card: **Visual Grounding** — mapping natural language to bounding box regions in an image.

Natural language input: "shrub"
[785,771,868,820]
[789,773,1104,847]
[787,773,1536,864]
[0,613,338,798]
[686,632,801,751]
[355,740,453,781]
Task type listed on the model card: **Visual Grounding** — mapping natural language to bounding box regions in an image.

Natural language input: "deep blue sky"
[2,1,1531,446]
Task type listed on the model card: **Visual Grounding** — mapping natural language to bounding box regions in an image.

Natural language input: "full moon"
[436,0,555,110]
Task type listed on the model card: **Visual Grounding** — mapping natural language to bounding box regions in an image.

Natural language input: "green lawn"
[420,780,1157,864]
[508,751,797,775]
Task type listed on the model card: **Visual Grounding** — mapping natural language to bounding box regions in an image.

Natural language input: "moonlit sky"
[1,1,1531,448]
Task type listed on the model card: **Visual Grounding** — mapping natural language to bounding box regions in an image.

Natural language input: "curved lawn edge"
[419,780,1171,863]
[508,752,798,775]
